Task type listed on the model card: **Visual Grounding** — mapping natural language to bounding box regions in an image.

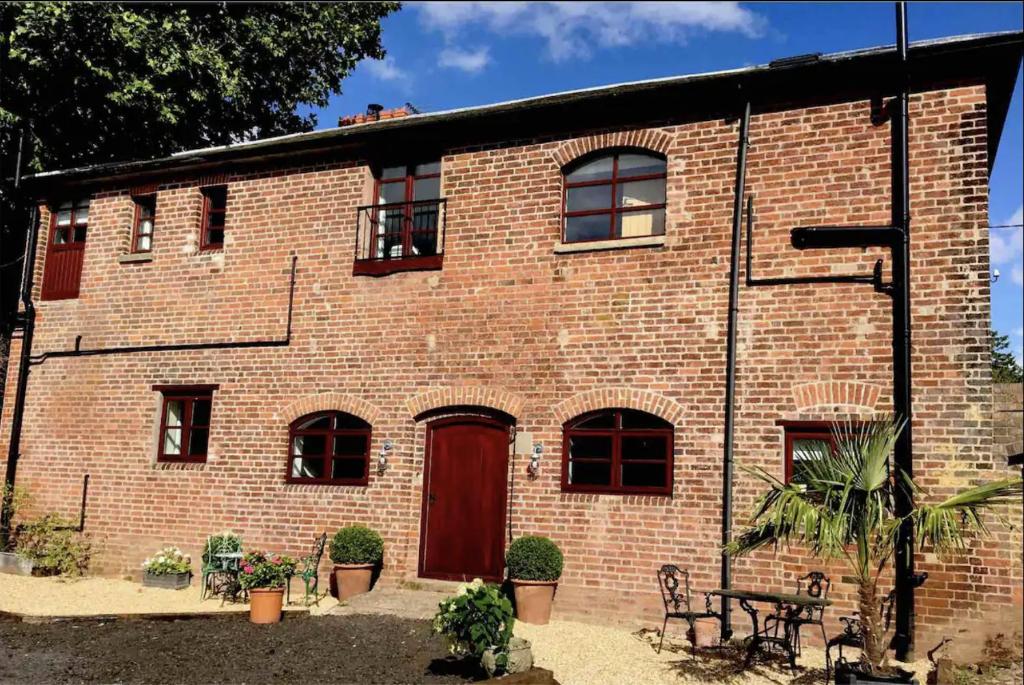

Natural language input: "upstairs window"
[41,198,89,300]
[562,151,666,243]
[562,409,673,495]
[132,194,156,253]
[288,411,371,485]
[783,424,836,484]
[354,161,445,275]
[156,386,215,464]
[200,185,227,250]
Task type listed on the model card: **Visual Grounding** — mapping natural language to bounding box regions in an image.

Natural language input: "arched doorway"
[418,415,510,582]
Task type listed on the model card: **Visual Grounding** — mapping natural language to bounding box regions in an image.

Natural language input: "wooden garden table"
[710,587,832,669]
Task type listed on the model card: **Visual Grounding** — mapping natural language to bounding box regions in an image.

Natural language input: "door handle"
[428,493,437,505]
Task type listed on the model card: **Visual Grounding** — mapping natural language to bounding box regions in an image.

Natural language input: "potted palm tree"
[506,536,563,625]
[330,525,383,600]
[726,417,1022,684]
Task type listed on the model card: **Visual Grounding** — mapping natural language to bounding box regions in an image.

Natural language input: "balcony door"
[374,161,441,259]
[41,199,89,300]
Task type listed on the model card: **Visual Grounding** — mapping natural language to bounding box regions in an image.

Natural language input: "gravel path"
[0,574,332,617]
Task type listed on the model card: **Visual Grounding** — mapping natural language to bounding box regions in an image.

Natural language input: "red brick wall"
[2,83,1019,652]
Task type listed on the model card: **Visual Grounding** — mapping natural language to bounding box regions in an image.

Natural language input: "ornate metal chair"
[285,531,328,606]
[826,589,896,679]
[656,565,720,657]
[766,571,831,658]
[199,533,243,602]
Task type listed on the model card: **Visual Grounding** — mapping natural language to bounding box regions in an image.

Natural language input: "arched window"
[562,150,666,243]
[288,411,371,485]
[561,409,673,495]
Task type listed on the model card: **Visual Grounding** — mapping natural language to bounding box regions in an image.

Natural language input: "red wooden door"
[419,416,510,582]
[41,200,88,300]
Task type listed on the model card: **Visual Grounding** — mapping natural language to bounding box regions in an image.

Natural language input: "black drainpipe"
[0,202,39,548]
[891,1,917,661]
[720,99,751,642]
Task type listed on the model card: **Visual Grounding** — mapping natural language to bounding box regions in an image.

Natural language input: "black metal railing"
[354,198,446,274]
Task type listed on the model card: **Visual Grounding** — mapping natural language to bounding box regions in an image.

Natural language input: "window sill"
[353,255,443,276]
[554,235,665,254]
[119,252,153,264]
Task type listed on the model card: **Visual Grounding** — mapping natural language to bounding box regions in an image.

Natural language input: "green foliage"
[0,483,31,550]
[238,550,296,590]
[505,536,563,581]
[142,546,192,576]
[726,416,1022,675]
[14,513,91,576]
[329,525,383,565]
[991,329,1024,383]
[433,579,515,674]
[202,531,241,565]
[0,2,400,172]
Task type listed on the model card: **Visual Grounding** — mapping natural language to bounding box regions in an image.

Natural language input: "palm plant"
[726,416,1022,676]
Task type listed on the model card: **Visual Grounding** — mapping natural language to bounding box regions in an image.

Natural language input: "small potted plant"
[433,578,531,678]
[141,546,192,589]
[506,535,563,625]
[329,525,383,600]
[238,550,296,624]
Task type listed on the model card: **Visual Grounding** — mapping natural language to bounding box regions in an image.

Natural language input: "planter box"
[142,571,192,590]
[0,552,34,576]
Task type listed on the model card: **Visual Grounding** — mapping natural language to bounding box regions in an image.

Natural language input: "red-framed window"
[371,161,442,259]
[40,198,89,300]
[200,185,227,250]
[782,423,837,484]
[562,150,666,243]
[562,408,674,495]
[131,194,156,253]
[288,411,371,486]
[156,386,216,464]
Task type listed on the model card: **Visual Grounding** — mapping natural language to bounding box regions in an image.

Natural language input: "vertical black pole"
[721,100,751,641]
[892,1,916,661]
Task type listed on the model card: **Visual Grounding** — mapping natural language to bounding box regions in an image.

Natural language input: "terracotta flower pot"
[334,563,374,600]
[511,579,558,625]
[248,587,284,624]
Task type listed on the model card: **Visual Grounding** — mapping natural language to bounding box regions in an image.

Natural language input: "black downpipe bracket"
[720,100,751,642]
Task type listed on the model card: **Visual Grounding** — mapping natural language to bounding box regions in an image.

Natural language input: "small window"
[200,185,227,250]
[562,408,673,495]
[562,150,666,243]
[288,411,371,485]
[783,425,836,484]
[132,195,156,253]
[157,387,215,463]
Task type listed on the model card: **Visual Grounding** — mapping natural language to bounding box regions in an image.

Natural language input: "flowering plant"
[142,546,191,575]
[432,579,514,673]
[237,550,296,590]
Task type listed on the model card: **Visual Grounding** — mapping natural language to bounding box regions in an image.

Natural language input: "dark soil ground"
[0,613,479,684]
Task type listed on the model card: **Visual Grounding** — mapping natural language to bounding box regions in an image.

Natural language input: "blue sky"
[313,2,1023,361]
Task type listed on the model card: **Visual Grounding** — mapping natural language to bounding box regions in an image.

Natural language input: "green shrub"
[14,513,91,576]
[238,550,296,590]
[330,525,383,565]
[505,536,563,581]
[433,579,514,673]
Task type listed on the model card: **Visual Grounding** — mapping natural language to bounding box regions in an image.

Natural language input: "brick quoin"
[2,36,1021,655]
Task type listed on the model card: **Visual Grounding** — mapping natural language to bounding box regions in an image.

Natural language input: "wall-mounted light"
[992,268,1000,283]
[528,443,542,477]
[378,439,393,474]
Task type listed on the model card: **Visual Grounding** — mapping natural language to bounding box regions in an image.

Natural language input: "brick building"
[3,31,1022,651]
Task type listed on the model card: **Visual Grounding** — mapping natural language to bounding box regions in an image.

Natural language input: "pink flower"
[243,565,254,573]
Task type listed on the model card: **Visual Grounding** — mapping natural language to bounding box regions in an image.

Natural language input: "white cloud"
[363,56,408,83]
[415,2,767,62]
[991,204,1023,295]
[438,46,491,74]
[1012,264,1023,287]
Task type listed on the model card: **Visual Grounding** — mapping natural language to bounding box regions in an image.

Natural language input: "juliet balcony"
[353,198,447,276]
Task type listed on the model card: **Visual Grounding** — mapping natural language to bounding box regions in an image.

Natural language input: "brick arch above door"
[790,381,883,413]
[549,128,673,169]
[407,386,525,421]
[276,392,383,425]
[553,388,685,426]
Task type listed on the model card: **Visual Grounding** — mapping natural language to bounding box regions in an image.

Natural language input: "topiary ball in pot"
[330,525,383,600]
[506,536,563,625]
